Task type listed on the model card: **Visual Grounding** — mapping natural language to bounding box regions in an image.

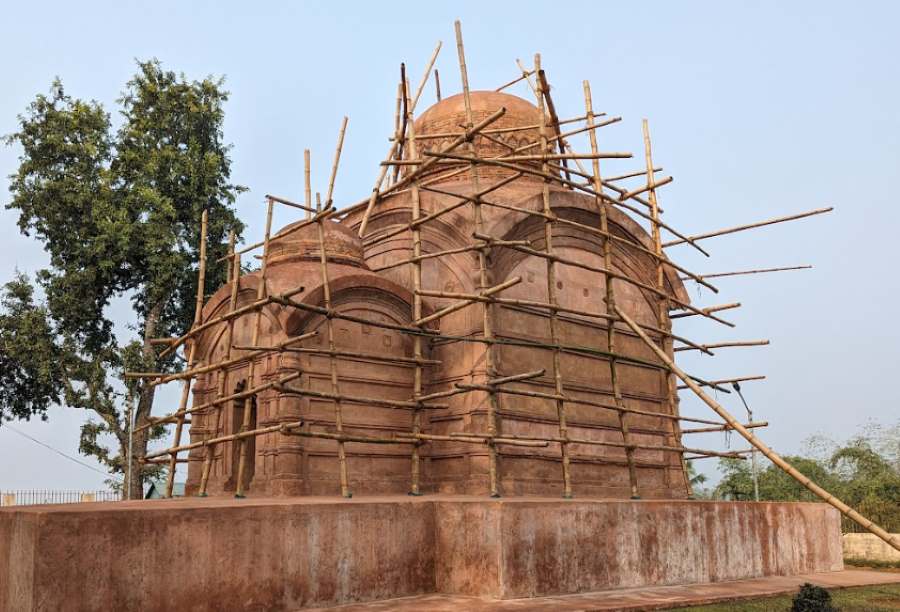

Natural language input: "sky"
[1,1,898,492]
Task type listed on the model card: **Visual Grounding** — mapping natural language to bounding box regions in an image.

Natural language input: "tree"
[1,62,244,499]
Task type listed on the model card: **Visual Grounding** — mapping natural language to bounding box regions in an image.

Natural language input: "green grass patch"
[673,582,900,611]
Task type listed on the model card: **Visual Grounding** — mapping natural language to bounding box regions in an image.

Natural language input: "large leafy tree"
[1,61,244,498]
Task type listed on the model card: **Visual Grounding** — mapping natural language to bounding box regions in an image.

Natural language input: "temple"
[186,91,692,499]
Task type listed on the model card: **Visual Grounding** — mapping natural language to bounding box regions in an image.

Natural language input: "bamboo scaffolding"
[664,207,833,247]
[145,421,305,461]
[683,265,812,281]
[137,373,303,433]
[164,208,208,497]
[615,304,900,553]
[153,285,307,360]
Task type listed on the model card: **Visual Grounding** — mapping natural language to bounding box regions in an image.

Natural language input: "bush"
[791,583,836,612]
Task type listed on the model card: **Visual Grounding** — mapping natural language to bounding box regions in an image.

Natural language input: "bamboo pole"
[534,54,572,498]
[683,265,812,281]
[455,19,501,497]
[674,340,770,353]
[199,235,243,496]
[304,149,312,219]
[681,421,768,434]
[434,69,441,101]
[678,375,766,390]
[670,302,741,319]
[495,67,535,92]
[273,383,448,411]
[583,80,640,498]
[414,276,522,326]
[664,207,833,247]
[164,208,208,497]
[234,198,275,498]
[642,118,692,497]
[615,304,900,553]
[405,78,426,496]
[145,421,305,461]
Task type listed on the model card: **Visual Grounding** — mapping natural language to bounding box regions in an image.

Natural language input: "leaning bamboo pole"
[583,80,640,498]
[642,119,692,498]
[663,207,833,247]
[234,198,275,498]
[615,305,900,553]
[164,208,208,497]
[535,54,572,498]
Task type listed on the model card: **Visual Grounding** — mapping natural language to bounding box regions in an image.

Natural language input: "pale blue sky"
[1,1,898,491]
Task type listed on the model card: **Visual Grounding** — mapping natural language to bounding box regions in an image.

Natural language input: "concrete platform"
[0,495,844,611]
[309,570,900,611]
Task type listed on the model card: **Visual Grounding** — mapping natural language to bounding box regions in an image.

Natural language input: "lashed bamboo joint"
[119,22,900,558]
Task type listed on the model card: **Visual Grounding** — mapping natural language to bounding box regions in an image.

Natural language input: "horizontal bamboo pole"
[678,375,765,390]
[683,265,812,281]
[664,207,834,247]
[274,383,448,411]
[413,276,522,326]
[218,206,336,263]
[495,67,535,92]
[447,431,745,458]
[144,420,304,460]
[458,379,734,420]
[372,238,530,273]
[615,303,900,553]
[675,340,770,353]
[270,295,439,337]
[157,285,307,359]
[130,331,317,385]
[383,151,632,166]
[136,372,303,433]
[426,150,711,257]
[473,233,731,326]
[417,287,713,355]
[477,196,717,293]
[605,167,663,182]
[682,421,768,434]
[619,176,673,201]
[265,194,316,213]
[362,172,523,246]
[357,107,508,237]
[685,450,750,460]
[670,302,741,319]
[238,344,441,366]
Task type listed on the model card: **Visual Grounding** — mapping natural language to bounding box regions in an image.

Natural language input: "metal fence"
[0,490,121,506]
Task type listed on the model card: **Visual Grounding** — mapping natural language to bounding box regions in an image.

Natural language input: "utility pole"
[732,382,759,501]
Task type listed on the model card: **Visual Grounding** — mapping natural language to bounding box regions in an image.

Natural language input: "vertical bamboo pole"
[234,198,275,497]
[304,149,312,220]
[405,77,426,496]
[455,20,501,497]
[535,55,572,498]
[319,120,352,497]
[199,233,241,496]
[434,69,442,101]
[583,81,641,499]
[165,209,208,497]
[642,119,693,498]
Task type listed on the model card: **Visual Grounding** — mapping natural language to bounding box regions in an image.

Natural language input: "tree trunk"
[125,300,163,501]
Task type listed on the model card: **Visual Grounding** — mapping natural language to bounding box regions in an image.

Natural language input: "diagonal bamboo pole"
[615,304,900,553]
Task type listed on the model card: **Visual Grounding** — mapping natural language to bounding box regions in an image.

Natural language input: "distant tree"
[714,456,840,502]
[1,62,244,498]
